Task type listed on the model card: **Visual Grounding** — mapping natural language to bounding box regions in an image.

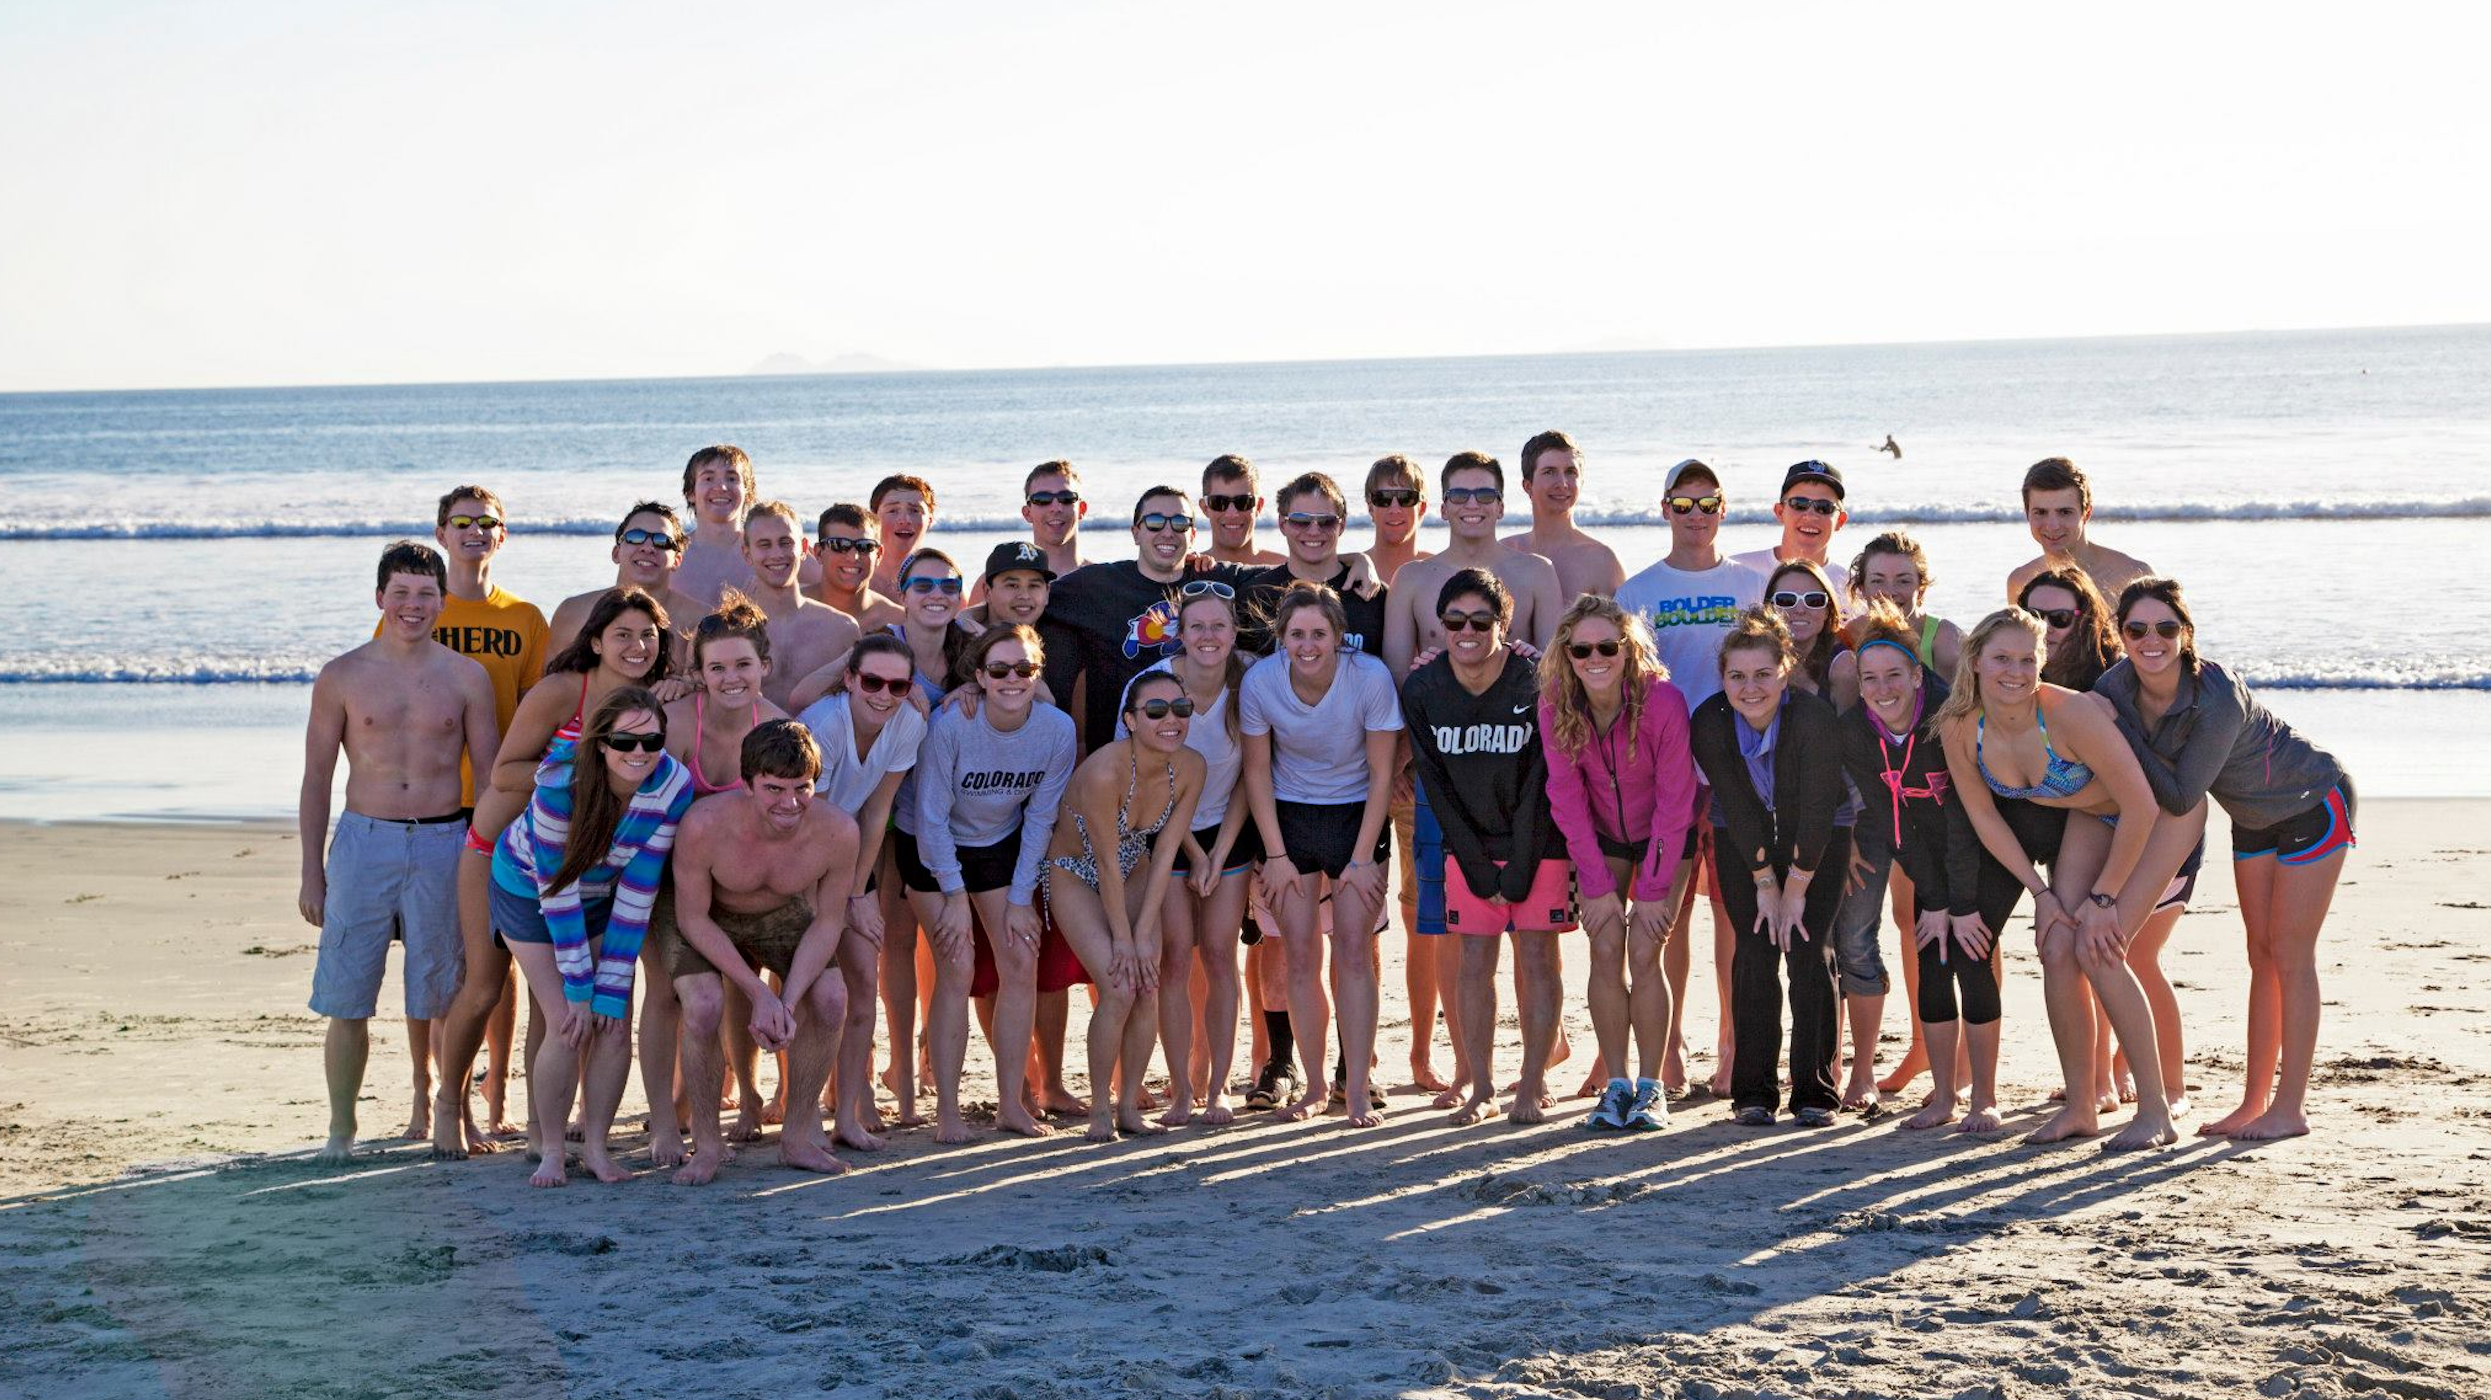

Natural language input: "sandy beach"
[6,804,2490,1399]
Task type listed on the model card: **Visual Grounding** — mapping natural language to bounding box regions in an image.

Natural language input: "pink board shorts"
[1441,859,1578,935]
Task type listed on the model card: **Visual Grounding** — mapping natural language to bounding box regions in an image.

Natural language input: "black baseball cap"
[982,540,1056,586]
[1779,460,1845,500]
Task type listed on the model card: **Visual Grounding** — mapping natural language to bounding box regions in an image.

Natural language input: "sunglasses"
[1180,580,1235,599]
[1439,609,1499,633]
[1202,494,1256,514]
[2123,619,2184,640]
[818,536,882,556]
[1025,490,1082,507]
[1131,696,1197,720]
[1137,512,1195,533]
[1770,590,1831,610]
[900,576,963,595]
[1367,489,1420,509]
[1282,512,1341,531]
[1781,497,1840,516]
[1665,496,1724,516]
[2036,608,2080,630]
[981,660,1040,679]
[444,514,503,531]
[1567,640,1623,660]
[1442,486,1502,506]
[852,672,912,696]
[618,527,683,551]
[604,729,667,754]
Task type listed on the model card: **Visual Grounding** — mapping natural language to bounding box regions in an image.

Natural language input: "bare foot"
[933,1113,974,1145]
[2104,1114,2178,1152]
[1841,1072,1879,1112]
[1117,1106,1168,1137]
[671,1144,724,1186]
[780,1136,849,1175]
[1877,1044,1928,1095]
[648,1127,688,1169]
[1708,1064,1734,1099]
[2166,1096,2192,1120]
[402,1094,429,1140]
[2232,1107,2309,1141]
[1279,1088,1328,1122]
[577,1145,631,1183]
[2094,1084,2122,1115]
[995,1105,1055,1139]
[1037,1084,1089,1117]
[759,1093,787,1127]
[317,1133,355,1165]
[1429,1084,1467,1111]
[2115,1064,2138,1103]
[1548,1032,1572,1073]
[1901,1101,1957,1130]
[1199,1098,1235,1126]
[1663,1043,1687,1097]
[1083,1115,1117,1142]
[1571,1069,1605,1101]
[1155,1100,1195,1128]
[529,1155,567,1188]
[720,1085,742,1112]
[564,1115,585,1144]
[1135,1086,1165,1111]
[879,1063,902,1097]
[462,1112,499,1155]
[834,1115,887,1152]
[728,1105,766,1143]
[2025,1105,2102,1144]
[2196,1102,2266,1137]
[890,1104,928,1129]
[1956,1106,2005,1136]
[1448,1094,1491,1127]
[487,1115,524,1140]
[428,1096,470,1162]
[1409,1057,1451,1094]
[1506,1082,1549,1125]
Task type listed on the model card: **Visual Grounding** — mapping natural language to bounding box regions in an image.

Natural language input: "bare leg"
[1707,882,1736,1098]
[723,978,775,1141]
[2129,902,2188,1115]
[482,969,519,1135]
[1430,930,1467,1109]
[877,853,924,1125]
[1405,913,1447,1092]
[403,1016,434,1138]
[1902,1018,1961,1130]
[2026,923,2103,1144]
[1030,990,1085,1115]
[2234,849,2344,1140]
[2051,806,2201,1150]
[1841,992,1884,1110]
[973,888,1049,1138]
[1186,953,1212,1097]
[1275,874,1332,1122]
[1191,871,1248,1124]
[1450,934,1499,1125]
[1329,879,1385,1128]
[832,936,886,1150]
[1156,884,1203,1127]
[1509,931,1561,1123]
[428,846,511,1159]
[919,889,977,1144]
[574,1014,634,1184]
[320,1018,368,1163]
[671,974,729,1185]
[637,936,686,1167]
[1878,867,1929,1094]
[778,978,849,1173]
[1585,923,1632,1088]
[1659,856,1695,1093]
[1958,1018,2004,1134]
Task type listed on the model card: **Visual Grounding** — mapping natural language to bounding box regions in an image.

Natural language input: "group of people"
[300,438,2353,1187]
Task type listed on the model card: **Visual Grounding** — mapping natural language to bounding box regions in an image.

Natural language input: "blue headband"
[1857,638,1920,668]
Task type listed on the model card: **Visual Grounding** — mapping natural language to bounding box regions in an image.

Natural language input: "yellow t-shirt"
[376,585,549,805]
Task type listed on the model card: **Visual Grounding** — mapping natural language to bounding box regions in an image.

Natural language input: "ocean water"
[2,324,2485,817]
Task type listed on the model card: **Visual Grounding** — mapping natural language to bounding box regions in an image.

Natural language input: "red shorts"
[969,905,1091,997]
[1442,859,1578,935]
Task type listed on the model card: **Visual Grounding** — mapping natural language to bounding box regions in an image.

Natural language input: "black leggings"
[1923,798,2067,1026]
[1711,827,1851,1116]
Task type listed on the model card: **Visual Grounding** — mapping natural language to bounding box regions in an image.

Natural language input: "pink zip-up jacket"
[1540,674,1699,903]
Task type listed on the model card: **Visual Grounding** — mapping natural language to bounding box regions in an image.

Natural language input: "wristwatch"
[2086,891,2116,909]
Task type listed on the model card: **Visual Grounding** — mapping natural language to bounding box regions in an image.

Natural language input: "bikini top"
[1052,752,1180,887]
[689,689,761,796]
[1974,703,2093,801]
[553,672,591,745]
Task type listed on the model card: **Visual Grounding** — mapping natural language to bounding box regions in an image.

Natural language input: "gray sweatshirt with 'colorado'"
[904,701,1077,905]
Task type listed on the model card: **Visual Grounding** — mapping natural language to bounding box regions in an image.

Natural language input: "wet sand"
[5,805,2489,1398]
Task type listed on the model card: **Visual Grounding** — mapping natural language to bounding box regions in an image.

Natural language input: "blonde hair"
[1933,607,2046,731]
[1539,595,1662,761]
[1716,605,1794,675]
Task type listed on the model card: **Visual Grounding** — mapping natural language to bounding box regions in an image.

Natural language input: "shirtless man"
[868,475,935,595]
[673,445,760,608]
[657,719,861,1185]
[739,499,861,710]
[809,503,905,630]
[1501,429,1625,601]
[1731,461,1852,610]
[2006,456,2155,603]
[1385,452,1565,1105]
[299,542,499,1164]
[1201,455,1287,566]
[546,503,704,657]
[1362,454,1432,585]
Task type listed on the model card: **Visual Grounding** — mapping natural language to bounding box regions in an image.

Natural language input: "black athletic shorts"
[892,827,1024,896]
[1274,800,1388,881]
[2231,779,2358,866]
[1170,819,1264,876]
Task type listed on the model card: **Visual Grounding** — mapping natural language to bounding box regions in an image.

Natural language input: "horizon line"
[4,318,2482,400]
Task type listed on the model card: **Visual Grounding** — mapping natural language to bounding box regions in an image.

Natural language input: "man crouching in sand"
[655,719,859,1185]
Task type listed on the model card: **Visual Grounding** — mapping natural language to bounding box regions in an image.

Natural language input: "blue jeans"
[1829,824,1891,998]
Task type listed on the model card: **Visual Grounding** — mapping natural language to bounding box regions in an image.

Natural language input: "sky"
[4,2,2487,392]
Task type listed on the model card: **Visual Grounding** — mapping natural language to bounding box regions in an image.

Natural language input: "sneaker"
[1244,1061,1294,1111]
[1795,1106,1838,1128]
[1625,1078,1668,1131]
[1733,1105,1776,1128]
[1584,1078,1632,1130]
